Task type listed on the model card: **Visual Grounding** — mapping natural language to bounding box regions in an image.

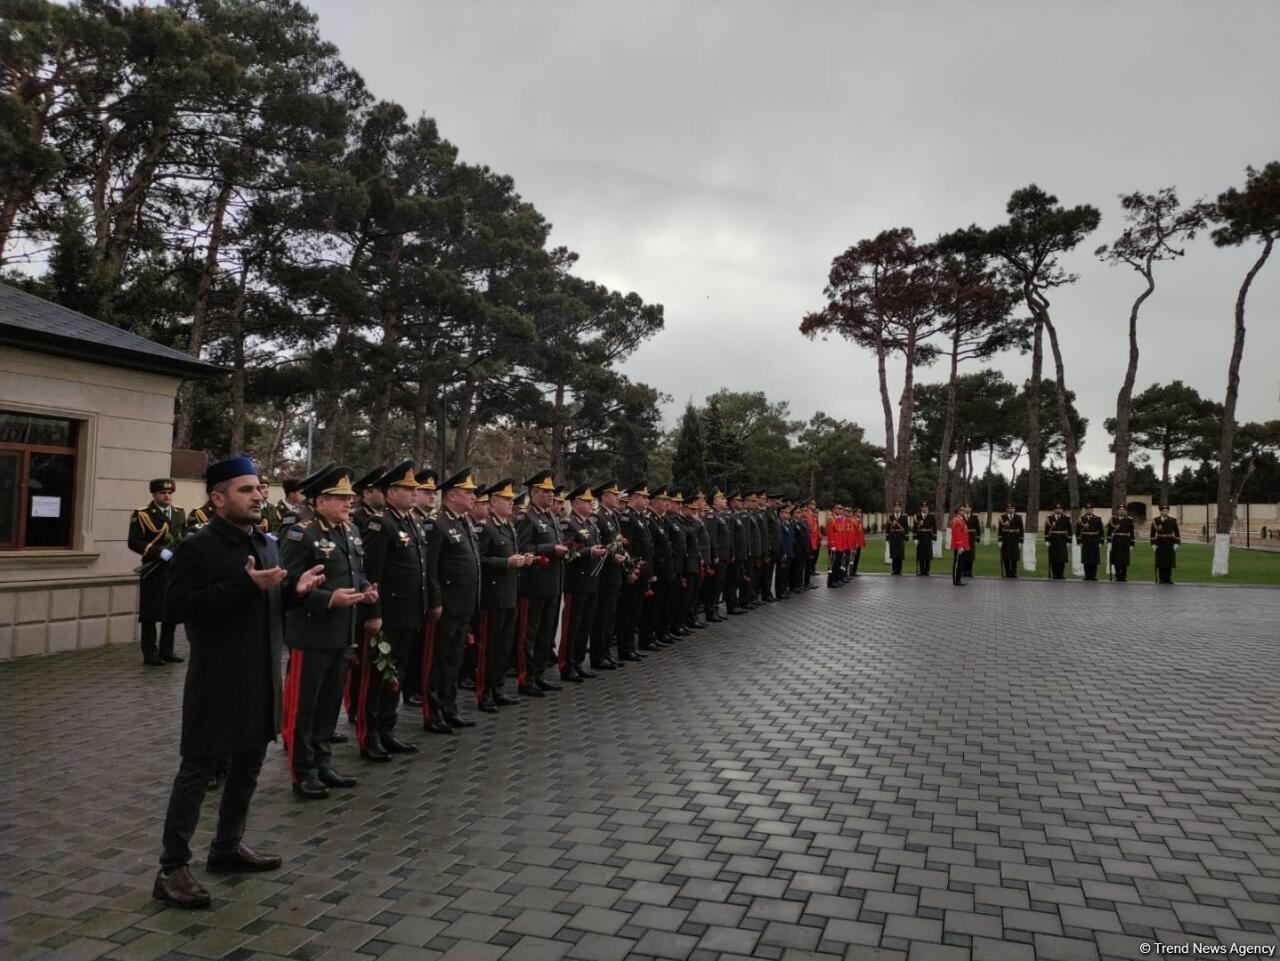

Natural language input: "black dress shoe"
[478,695,499,713]
[559,670,583,683]
[382,732,418,753]
[206,776,222,791]
[590,659,617,670]
[494,692,522,706]
[161,653,185,663]
[207,843,282,874]
[620,652,643,662]
[535,677,561,692]
[405,693,423,707]
[727,607,745,615]
[576,665,597,679]
[318,768,357,788]
[153,866,210,909]
[329,732,348,744]
[361,733,391,762]
[636,642,657,651]
[458,677,476,690]
[143,655,166,667]
[517,684,544,697]
[424,719,455,735]
[293,777,329,799]
[675,627,691,637]
[443,714,476,728]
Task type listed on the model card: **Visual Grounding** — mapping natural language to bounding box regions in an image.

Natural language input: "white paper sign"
[31,496,61,518]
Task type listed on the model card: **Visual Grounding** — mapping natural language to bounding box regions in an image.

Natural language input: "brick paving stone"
[2,578,1278,961]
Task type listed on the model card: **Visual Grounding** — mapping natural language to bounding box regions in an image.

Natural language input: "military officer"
[616,482,654,660]
[950,506,971,586]
[1075,504,1105,581]
[405,467,438,708]
[458,488,491,693]
[559,484,608,681]
[351,466,387,532]
[964,504,981,576]
[684,492,709,627]
[998,505,1023,577]
[128,478,187,666]
[185,499,214,534]
[703,489,730,622]
[1044,504,1073,579]
[789,503,809,593]
[280,466,376,799]
[884,503,909,575]
[276,478,311,530]
[476,480,530,711]
[643,486,675,647]
[1150,505,1180,584]
[725,492,750,614]
[423,467,482,733]
[912,501,937,576]
[358,460,428,761]
[589,480,627,670]
[516,471,568,694]
[746,493,766,605]
[1106,505,1136,581]
[663,489,690,636]
[775,503,793,598]
[760,493,781,602]
[257,478,280,535]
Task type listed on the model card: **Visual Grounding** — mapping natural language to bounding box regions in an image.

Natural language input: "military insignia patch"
[367,519,382,532]
[286,528,305,541]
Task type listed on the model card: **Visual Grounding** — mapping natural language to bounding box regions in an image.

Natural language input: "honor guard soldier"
[849,507,865,577]
[476,480,530,711]
[775,502,793,598]
[964,505,981,576]
[129,478,187,666]
[1044,505,1072,579]
[559,484,608,681]
[423,467,482,733]
[1150,505,1180,584]
[1075,505,1105,581]
[1106,505,1136,581]
[615,481,653,661]
[998,505,1024,577]
[746,493,766,604]
[725,492,750,614]
[912,501,937,576]
[186,499,214,534]
[884,504,909,575]
[789,503,809,593]
[257,478,280,535]
[761,493,781,602]
[357,460,428,761]
[703,489,730,621]
[516,471,568,694]
[276,477,311,530]
[590,480,627,670]
[459,489,491,692]
[686,492,711,625]
[643,487,675,647]
[351,466,387,532]
[663,489,691,635]
[405,467,438,708]
[950,506,971,585]
[280,466,376,799]
[677,491,704,629]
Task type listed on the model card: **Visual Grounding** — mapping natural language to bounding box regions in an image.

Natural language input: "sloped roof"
[0,283,227,379]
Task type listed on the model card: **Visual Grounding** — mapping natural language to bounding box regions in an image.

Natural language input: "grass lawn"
[815,539,1280,586]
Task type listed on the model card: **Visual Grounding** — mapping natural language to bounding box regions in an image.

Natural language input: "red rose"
[387,678,400,694]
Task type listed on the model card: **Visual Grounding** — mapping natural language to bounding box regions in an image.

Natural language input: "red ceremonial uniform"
[850,517,865,549]
[951,516,970,551]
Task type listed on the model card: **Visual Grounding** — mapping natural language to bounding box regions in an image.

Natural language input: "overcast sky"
[309,0,1279,475]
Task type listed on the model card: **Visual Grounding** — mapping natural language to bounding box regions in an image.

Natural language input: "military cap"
[150,478,176,494]
[304,464,356,498]
[670,489,685,504]
[487,479,516,499]
[553,485,568,502]
[566,482,594,502]
[650,485,669,499]
[595,479,621,496]
[514,491,529,509]
[768,492,783,500]
[524,470,556,491]
[728,491,742,501]
[415,467,438,490]
[205,457,256,492]
[282,477,302,494]
[440,466,479,491]
[352,465,387,493]
[475,488,490,503]
[379,459,418,489]
[295,461,334,497]
[627,480,650,497]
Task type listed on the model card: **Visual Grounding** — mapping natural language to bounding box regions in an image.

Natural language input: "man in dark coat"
[559,484,609,681]
[358,460,430,759]
[477,480,529,710]
[1150,505,1181,584]
[154,457,325,909]
[589,480,627,670]
[761,494,781,602]
[615,482,653,661]
[275,478,311,531]
[746,493,766,605]
[725,492,750,614]
[884,504,909,575]
[964,506,981,577]
[1075,504,1105,581]
[912,502,936,576]
[280,466,377,798]
[643,487,675,648]
[516,471,568,694]
[702,489,730,620]
[128,478,187,666]
[1106,505,1136,581]
[998,506,1024,578]
[1044,505,1073,579]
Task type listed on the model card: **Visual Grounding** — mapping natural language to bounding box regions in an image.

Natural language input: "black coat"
[363,507,431,631]
[764,509,780,554]
[664,512,687,573]
[705,510,728,566]
[128,501,187,623]
[1076,515,1104,566]
[730,510,749,562]
[1107,517,1135,566]
[479,516,521,609]
[885,513,910,560]
[1151,516,1180,568]
[998,514,1024,560]
[1045,513,1073,564]
[748,511,765,559]
[620,508,654,580]
[427,508,481,616]
[517,506,565,597]
[280,518,369,651]
[594,506,625,587]
[647,511,674,579]
[167,515,300,757]
[912,512,937,546]
[966,514,981,550]
[562,513,603,595]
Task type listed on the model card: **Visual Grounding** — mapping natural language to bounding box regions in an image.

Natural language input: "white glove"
[1173,544,1178,552]
[267,532,278,541]
[160,548,174,561]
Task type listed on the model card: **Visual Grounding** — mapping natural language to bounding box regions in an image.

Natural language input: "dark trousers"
[1050,560,1066,579]
[666,576,685,632]
[683,573,700,622]
[1113,564,1128,582]
[964,545,977,577]
[789,554,805,591]
[518,594,559,684]
[890,552,903,575]
[559,591,599,670]
[141,621,177,659]
[805,550,817,585]
[1001,550,1018,577]
[614,581,642,656]
[761,557,776,600]
[403,632,424,699]
[361,626,415,742]
[1083,564,1098,581]
[160,744,267,869]
[916,544,932,575]
[282,647,345,783]
[426,613,469,721]
[477,607,517,699]
[591,579,621,661]
[702,565,724,616]
[640,580,669,646]
[952,550,966,584]
[849,548,861,576]
[1157,565,1174,584]
[724,561,742,610]
[774,556,790,596]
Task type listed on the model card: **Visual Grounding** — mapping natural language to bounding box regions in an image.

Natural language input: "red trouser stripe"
[516,598,530,687]
[281,650,304,784]
[557,594,574,670]
[476,610,489,704]
[341,658,352,714]
[420,621,436,724]
[355,633,371,750]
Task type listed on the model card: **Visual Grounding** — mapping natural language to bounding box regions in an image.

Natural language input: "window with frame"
[0,411,80,550]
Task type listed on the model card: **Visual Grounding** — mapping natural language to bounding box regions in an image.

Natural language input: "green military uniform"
[127,479,187,665]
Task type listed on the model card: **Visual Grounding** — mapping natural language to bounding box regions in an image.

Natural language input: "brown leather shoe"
[206,843,282,874]
[152,866,211,908]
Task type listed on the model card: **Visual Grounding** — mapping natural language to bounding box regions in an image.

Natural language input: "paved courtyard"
[2,576,1279,961]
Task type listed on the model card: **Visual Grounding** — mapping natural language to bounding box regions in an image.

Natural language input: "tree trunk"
[551,382,568,479]
[413,380,432,463]
[934,329,960,519]
[100,124,171,281]
[1159,442,1172,507]
[174,175,234,450]
[985,441,996,526]
[892,333,918,506]
[1041,310,1081,519]
[368,238,405,460]
[1214,237,1273,575]
[1024,310,1044,570]
[434,393,449,476]
[451,378,476,467]
[1111,265,1154,509]
[228,269,248,453]
[948,437,965,512]
[873,329,896,510]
